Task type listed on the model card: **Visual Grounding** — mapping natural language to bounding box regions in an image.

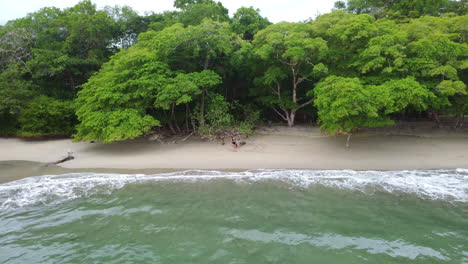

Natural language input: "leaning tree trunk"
[454,114,461,129]
[346,133,352,148]
[47,152,74,167]
[166,110,177,134]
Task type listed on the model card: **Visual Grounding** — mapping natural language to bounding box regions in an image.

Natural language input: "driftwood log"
[46,151,75,167]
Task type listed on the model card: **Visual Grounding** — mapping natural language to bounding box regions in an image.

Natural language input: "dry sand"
[0,125,467,172]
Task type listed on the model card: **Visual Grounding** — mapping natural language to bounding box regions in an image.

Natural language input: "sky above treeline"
[0,0,336,25]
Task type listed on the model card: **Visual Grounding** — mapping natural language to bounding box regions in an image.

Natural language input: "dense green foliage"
[231,7,271,40]
[335,0,466,18]
[313,76,430,135]
[252,22,328,127]
[74,47,166,142]
[0,0,467,143]
[19,96,76,136]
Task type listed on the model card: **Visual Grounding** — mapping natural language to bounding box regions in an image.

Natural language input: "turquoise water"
[0,169,467,263]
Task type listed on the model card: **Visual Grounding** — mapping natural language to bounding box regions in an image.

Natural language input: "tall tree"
[74,47,168,143]
[141,20,234,125]
[105,5,149,49]
[175,0,230,26]
[253,22,328,126]
[154,70,221,132]
[75,19,231,142]
[336,0,461,18]
[405,16,468,124]
[311,11,378,78]
[231,7,271,40]
[313,76,430,146]
[7,1,119,99]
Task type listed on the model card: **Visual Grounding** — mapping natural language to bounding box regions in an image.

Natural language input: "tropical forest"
[0,0,466,143]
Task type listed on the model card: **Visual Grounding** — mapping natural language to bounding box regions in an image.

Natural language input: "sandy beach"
[0,125,467,174]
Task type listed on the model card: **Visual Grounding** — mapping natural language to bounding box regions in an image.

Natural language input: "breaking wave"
[0,169,467,209]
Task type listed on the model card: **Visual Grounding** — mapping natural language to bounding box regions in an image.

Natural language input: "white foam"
[0,169,467,209]
[222,228,449,260]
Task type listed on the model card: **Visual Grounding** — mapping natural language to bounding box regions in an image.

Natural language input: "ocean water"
[0,169,467,263]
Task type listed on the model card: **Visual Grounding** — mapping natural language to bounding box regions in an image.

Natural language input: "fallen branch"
[46,151,74,167]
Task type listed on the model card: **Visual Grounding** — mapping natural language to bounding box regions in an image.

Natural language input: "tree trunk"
[171,103,175,120]
[168,123,177,135]
[68,74,75,94]
[287,110,296,127]
[175,122,182,134]
[198,55,210,127]
[166,109,177,134]
[291,67,298,103]
[270,76,312,127]
[430,109,441,128]
[46,152,74,167]
[200,89,206,126]
[290,71,297,126]
[287,65,310,128]
[346,133,351,148]
[171,104,181,134]
[203,55,210,71]
[454,112,465,129]
[185,103,190,132]
[458,104,465,129]
[455,114,461,129]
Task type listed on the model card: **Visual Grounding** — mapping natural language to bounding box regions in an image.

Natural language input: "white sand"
[1,126,467,170]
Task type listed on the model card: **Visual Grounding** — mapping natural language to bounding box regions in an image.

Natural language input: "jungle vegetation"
[0,0,466,143]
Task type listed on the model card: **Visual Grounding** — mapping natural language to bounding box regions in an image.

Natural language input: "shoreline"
[1,125,467,182]
[1,159,466,185]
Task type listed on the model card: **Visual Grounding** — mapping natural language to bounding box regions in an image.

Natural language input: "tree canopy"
[0,0,466,144]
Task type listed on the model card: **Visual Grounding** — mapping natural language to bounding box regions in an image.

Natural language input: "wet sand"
[1,126,467,178]
[0,161,191,184]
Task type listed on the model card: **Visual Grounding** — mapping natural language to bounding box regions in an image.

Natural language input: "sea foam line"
[0,169,467,209]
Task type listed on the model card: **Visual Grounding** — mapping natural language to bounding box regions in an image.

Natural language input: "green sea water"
[0,169,467,263]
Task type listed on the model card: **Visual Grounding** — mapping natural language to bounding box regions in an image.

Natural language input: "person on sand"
[231,137,238,149]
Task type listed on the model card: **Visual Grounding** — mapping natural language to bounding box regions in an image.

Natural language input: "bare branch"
[295,98,314,110]
[275,52,295,66]
[271,87,279,96]
[276,82,281,99]
[304,59,315,67]
[273,107,288,121]
[295,77,307,86]
[279,105,288,113]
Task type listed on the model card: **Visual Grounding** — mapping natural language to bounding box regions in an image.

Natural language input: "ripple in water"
[222,228,449,260]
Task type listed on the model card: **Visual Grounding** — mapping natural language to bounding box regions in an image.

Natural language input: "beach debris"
[46,151,75,167]
[147,133,164,143]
